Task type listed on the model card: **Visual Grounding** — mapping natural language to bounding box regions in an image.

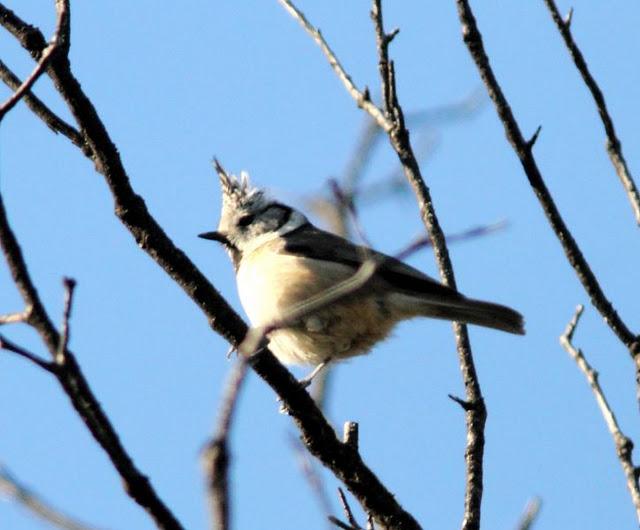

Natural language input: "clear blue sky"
[2,1,640,529]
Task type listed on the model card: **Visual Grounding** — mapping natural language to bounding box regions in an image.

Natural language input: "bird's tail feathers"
[396,294,525,335]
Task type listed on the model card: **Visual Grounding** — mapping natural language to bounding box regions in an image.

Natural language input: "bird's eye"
[237,214,255,227]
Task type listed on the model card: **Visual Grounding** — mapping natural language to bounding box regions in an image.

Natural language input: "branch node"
[343,421,359,451]
[448,393,473,411]
[386,28,400,45]
[526,125,542,150]
[561,304,584,344]
[564,7,574,29]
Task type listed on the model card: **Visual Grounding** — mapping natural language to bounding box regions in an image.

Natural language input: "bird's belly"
[268,297,398,365]
[237,253,398,366]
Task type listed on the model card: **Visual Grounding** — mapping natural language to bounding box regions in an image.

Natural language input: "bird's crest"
[213,158,266,212]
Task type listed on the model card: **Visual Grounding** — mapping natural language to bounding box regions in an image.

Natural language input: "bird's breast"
[236,245,399,365]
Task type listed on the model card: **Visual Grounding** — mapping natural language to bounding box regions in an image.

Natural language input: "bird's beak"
[198,231,231,246]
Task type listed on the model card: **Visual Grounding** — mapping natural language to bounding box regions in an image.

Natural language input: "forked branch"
[560,306,640,522]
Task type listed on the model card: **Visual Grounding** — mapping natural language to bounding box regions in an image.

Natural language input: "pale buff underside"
[236,239,414,366]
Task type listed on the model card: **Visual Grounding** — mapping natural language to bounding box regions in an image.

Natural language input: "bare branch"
[0,190,185,530]
[202,359,249,530]
[329,516,360,530]
[338,487,363,529]
[0,59,86,150]
[56,277,76,365]
[560,306,640,522]
[394,220,507,261]
[288,435,334,526]
[0,0,68,121]
[454,0,638,355]
[371,2,487,527]
[343,422,359,451]
[0,334,56,373]
[543,0,640,226]
[0,463,100,530]
[277,0,390,132]
[514,497,542,530]
[0,308,31,325]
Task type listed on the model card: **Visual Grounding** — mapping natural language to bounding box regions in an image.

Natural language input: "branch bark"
[453,0,638,355]
[560,306,640,522]
[542,0,640,226]
[202,359,249,530]
[0,192,185,530]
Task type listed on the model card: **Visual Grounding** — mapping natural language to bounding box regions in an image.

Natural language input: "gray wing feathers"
[283,225,525,335]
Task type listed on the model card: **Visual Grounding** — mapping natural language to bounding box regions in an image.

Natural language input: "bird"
[199,162,524,383]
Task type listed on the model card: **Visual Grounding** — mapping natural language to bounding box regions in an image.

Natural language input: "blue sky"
[1,1,640,529]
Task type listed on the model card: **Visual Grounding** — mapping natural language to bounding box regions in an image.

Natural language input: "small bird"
[200,163,524,380]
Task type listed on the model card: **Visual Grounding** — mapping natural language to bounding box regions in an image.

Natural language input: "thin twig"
[560,306,640,522]
[0,334,56,373]
[0,0,68,121]
[0,59,86,150]
[288,434,334,527]
[329,516,360,530]
[514,497,541,530]
[454,0,637,355]
[202,359,249,530]
[56,277,76,365]
[0,308,31,325]
[277,0,391,132]
[343,422,359,451]
[394,220,507,261]
[543,0,640,225]
[0,463,100,530]
[338,487,361,529]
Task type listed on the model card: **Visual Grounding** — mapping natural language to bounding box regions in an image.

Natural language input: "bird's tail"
[406,295,525,335]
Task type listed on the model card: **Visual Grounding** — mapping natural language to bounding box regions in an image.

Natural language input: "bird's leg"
[299,357,332,389]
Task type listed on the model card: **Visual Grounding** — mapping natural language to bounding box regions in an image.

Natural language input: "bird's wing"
[282,225,463,301]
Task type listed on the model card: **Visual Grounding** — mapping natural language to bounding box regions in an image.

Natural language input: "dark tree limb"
[0,334,56,373]
[453,0,638,355]
[0,6,421,529]
[0,192,185,530]
[202,359,249,530]
[543,0,640,226]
